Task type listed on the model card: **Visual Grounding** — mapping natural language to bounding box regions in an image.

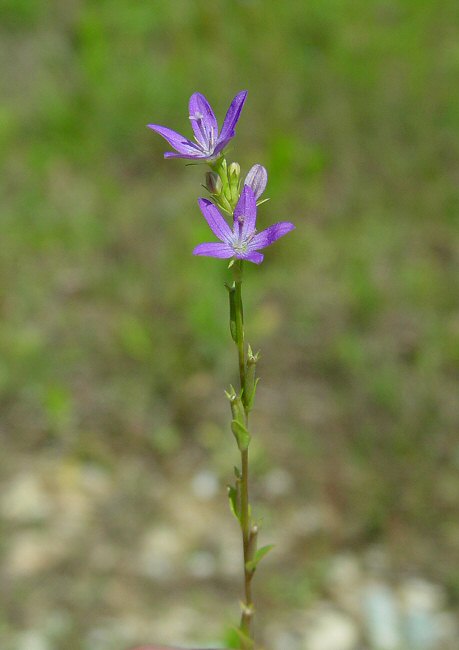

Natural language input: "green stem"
[232,260,254,648]
[234,268,246,398]
[240,448,253,640]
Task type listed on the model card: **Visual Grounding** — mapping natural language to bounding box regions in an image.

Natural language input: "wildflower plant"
[148,91,294,650]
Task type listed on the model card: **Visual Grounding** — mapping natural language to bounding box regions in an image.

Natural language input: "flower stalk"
[233,262,245,395]
[231,262,254,645]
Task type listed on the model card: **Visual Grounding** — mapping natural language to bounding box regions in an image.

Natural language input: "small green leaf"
[231,419,251,451]
[245,544,275,572]
[223,626,242,649]
[232,625,254,650]
[227,485,240,521]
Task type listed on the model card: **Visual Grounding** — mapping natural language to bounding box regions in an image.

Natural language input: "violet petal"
[218,90,248,144]
[188,93,218,150]
[198,198,233,243]
[243,251,264,264]
[244,164,268,200]
[233,185,257,238]
[163,151,207,159]
[147,124,202,156]
[193,242,234,258]
[250,222,295,249]
[213,136,233,157]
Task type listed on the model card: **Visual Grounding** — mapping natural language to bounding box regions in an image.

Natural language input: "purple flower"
[148,91,248,160]
[244,164,268,200]
[193,186,295,265]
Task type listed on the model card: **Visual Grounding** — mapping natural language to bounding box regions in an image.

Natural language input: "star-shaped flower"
[193,186,295,264]
[148,91,248,160]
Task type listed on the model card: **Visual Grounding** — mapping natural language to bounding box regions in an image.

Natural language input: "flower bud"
[244,163,268,200]
[205,171,222,195]
[228,162,241,205]
[225,282,237,342]
[226,386,246,425]
[243,344,260,412]
[229,161,241,179]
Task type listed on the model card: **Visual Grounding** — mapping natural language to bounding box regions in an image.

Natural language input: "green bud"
[205,171,222,195]
[225,282,237,342]
[228,162,241,205]
[226,388,246,425]
[219,157,228,174]
[212,158,230,201]
[229,161,241,178]
[243,344,260,412]
[247,344,260,367]
[225,384,237,402]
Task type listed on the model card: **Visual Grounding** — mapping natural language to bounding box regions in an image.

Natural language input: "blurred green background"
[1,1,459,649]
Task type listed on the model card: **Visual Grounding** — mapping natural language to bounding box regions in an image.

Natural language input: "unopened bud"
[229,391,246,425]
[243,344,260,412]
[225,384,237,403]
[229,162,241,178]
[247,344,260,366]
[225,281,237,342]
[205,171,222,195]
[228,162,241,205]
[225,384,245,421]
[244,163,268,200]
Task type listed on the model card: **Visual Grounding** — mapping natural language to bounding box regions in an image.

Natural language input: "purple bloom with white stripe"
[148,91,248,160]
[193,186,295,265]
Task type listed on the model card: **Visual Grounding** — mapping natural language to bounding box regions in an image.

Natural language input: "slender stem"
[234,270,246,397]
[240,447,252,626]
[232,261,254,648]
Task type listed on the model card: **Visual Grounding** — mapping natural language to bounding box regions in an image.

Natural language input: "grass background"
[1,1,459,648]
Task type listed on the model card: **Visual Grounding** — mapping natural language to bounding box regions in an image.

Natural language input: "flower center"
[189,111,215,154]
[232,216,252,254]
[232,240,249,254]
